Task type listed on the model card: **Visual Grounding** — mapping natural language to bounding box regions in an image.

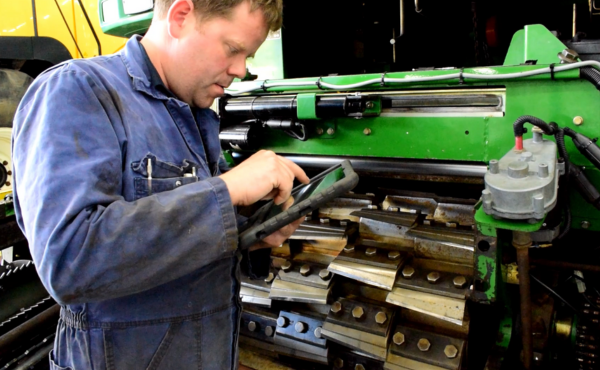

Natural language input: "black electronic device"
[238,160,358,249]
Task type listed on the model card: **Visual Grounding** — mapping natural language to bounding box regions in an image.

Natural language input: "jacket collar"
[120,35,171,101]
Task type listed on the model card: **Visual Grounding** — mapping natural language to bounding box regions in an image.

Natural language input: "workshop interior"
[2,0,600,369]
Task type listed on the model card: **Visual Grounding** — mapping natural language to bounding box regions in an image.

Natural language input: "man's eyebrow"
[228,40,255,57]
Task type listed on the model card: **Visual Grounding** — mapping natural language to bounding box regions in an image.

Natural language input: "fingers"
[278,156,310,184]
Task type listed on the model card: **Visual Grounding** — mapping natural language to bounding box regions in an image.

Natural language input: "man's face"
[167,1,269,108]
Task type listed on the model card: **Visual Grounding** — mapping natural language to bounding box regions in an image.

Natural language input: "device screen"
[264,166,346,220]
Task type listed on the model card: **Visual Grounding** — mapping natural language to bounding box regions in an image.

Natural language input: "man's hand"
[219,150,309,206]
[248,196,303,252]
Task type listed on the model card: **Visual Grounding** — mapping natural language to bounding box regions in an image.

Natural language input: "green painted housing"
[98,1,153,38]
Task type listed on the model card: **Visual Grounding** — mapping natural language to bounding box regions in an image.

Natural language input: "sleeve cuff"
[206,177,238,253]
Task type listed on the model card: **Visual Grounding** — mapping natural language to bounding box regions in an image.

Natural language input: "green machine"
[99,1,600,367]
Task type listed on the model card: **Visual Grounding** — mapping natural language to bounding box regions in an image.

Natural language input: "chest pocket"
[131,153,208,200]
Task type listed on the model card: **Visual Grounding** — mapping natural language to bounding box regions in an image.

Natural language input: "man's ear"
[166,0,195,39]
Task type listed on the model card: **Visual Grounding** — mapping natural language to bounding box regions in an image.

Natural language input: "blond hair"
[154,0,283,31]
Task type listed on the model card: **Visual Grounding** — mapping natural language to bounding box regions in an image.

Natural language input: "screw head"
[365,247,377,256]
[417,338,431,352]
[573,116,584,126]
[333,358,344,369]
[327,128,335,135]
[355,364,366,370]
[365,101,374,109]
[340,220,349,226]
[352,306,365,319]
[453,276,467,288]
[427,271,441,284]
[375,311,387,325]
[295,321,307,333]
[343,245,355,253]
[331,301,343,315]
[314,326,323,338]
[402,265,415,279]
[281,261,292,272]
[444,344,458,359]
[175,180,182,187]
[264,272,275,284]
[388,251,401,260]
[265,326,275,337]
[316,127,324,135]
[319,269,332,281]
[248,321,258,332]
[582,221,591,229]
[277,316,289,327]
[320,218,330,224]
[300,264,311,276]
[393,332,405,345]
[363,128,372,136]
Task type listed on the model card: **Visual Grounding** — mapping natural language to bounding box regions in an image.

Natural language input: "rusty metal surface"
[413,238,474,266]
[433,203,475,227]
[516,245,533,370]
[386,287,465,325]
[336,245,405,269]
[328,259,399,291]
[388,325,465,370]
[393,264,471,299]
[269,279,331,304]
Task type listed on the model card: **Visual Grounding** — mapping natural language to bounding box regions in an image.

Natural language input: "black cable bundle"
[581,67,600,91]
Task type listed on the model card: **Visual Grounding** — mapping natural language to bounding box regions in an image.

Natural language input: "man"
[12,0,307,368]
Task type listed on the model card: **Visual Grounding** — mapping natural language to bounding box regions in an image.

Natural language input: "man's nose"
[228,57,247,79]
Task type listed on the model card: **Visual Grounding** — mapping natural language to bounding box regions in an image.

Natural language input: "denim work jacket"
[12,36,245,369]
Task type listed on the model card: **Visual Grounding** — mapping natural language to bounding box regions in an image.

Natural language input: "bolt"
[295,321,307,333]
[427,271,441,284]
[248,321,258,332]
[393,332,405,345]
[444,344,458,359]
[300,264,312,276]
[363,128,371,136]
[319,269,332,281]
[365,101,374,109]
[365,247,377,256]
[281,261,292,272]
[5,182,10,187]
[352,306,365,320]
[331,301,343,315]
[367,205,378,210]
[558,48,579,63]
[417,338,431,351]
[264,272,275,284]
[388,251,401,260]
[340,220,348,226]
[2,161,7,166]
[175,180,182,187]
[375,311,387,325]
[582,221,591,229]
[574,116,584,126]
[327,128,335,135]
[277,316,289,327]
[343,245,355,253]
[333,358,344,369]
[453,276,467,288]
[320,218,330,224]
[314,326,322,338]
[304,215,312,221]
[402,265,415,279]
[355,365,365,370]
[316,127,323,135]
[6,171,11,176]
[264,326,274,337]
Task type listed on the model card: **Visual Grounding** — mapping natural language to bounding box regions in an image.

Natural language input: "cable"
[531,274,588,320]
[226,61,600,95]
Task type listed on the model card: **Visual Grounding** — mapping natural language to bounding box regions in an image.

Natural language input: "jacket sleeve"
[12,66,239,305]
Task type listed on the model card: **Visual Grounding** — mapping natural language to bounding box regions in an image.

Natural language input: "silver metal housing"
[482,134,563,220]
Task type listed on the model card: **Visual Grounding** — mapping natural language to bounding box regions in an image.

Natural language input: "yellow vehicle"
[0,0,127,198]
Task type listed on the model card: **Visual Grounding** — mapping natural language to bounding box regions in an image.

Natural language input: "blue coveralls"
[12,36,246,369]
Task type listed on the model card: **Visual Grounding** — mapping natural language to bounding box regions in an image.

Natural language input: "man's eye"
[228,46,239,55]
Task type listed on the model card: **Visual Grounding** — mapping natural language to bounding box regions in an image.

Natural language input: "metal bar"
[77,0,102,56]
[31,0,38,36]
[53,0,84,58]
[231,154,487,178]
[530,259,600,273]
[516,246,532,370]
[14,341,53,370]
[0,304,59,358]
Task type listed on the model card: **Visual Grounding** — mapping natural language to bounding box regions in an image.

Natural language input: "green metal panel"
[475,204,545,236]
[504,24,570,66]
[98,1,153,38]
[296,93,318,120]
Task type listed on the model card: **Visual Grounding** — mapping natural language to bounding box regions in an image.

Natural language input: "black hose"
[581,67,600,91]
[513,115,557,137]
[554,128,572,239]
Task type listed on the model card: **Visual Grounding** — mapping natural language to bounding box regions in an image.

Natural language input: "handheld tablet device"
[238,160,359,249]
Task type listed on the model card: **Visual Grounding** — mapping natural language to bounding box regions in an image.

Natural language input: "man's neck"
[140,29,169,91]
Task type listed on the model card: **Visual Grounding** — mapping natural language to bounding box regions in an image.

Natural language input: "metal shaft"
[0,304,59,358]
[513,231,533,370]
